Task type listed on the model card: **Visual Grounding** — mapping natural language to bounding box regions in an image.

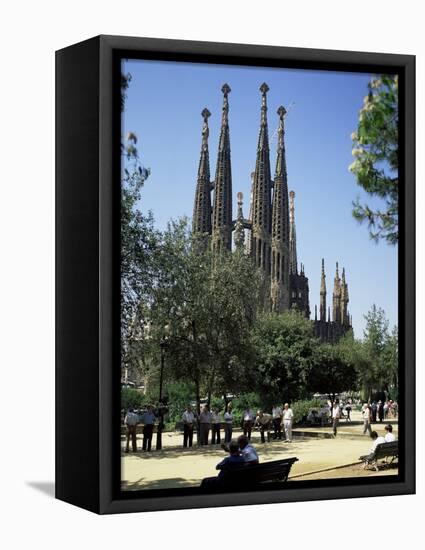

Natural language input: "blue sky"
[122,58,398,338]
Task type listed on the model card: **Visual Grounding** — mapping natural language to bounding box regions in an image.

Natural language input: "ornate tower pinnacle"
[340,267,350,325]
[332,261,342,323]
[271,105,290,312]
[249,83,273,309]
[289,190,298,275]
[212,84,233,252]
[192,108,212,248]
[320,258,327,321]
[234,191,246,251]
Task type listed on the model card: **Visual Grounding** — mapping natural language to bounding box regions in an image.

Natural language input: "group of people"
[124,405,156,453]
[181,402,295,448]
[360,424,397,467]
[361,401,398,436]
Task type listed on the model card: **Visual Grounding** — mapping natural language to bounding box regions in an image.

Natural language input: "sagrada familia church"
[192,83,352,342]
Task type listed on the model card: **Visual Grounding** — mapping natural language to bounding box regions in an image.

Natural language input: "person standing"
[242,408,255,440]
[124,407,139,453]
[255,410,272,443]
[211,407,222,444]
[345,400,352,422]
[332,400,341,436]
[140,404,156,452]
[371,401,378,423]
[378,400,384,423]
[272,404,283,439]
[223,404,233,443]
[362,403,372,436]
[182,404,195,448]
[199,404,212,445]
[282,403,294,442]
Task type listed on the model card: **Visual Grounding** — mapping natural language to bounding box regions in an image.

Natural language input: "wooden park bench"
[201,457,299,491]
[359,441,398,471]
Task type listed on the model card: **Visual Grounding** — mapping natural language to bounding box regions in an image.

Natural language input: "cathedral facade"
[192,83,352,342]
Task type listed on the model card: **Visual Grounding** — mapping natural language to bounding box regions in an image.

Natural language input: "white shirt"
[182,411,195,424]
[385,432,395,442]
[272,407,282,418]
[224,412,233,423]
[199,410,212,424]
[211,412,221,424]
[241,444,259,463]
[124,412,138,426]
[332,406,341,419]
[283,408,293,421]
[243,410,255,421]
[370,436,386,453]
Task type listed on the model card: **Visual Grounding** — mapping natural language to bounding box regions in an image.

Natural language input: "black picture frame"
[56,35,415,514]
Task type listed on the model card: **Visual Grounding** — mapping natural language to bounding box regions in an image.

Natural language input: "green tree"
[251,310,319,404]
[349,75,398,244]
[307,343,357,402]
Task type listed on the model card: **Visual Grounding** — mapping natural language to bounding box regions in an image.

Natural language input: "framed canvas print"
[56,35,415,514]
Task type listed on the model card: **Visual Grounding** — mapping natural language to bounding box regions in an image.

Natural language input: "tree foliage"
[349,75,398,244]
[251,310,319,404]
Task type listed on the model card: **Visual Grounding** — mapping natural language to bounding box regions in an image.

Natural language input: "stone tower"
[332,262,342,323]
[234,192,246,251]
[211,84,233,253]
[340,267,349,325]
[288,191,310,317]
[250,83,272,273]
[271,106,290,312]
[192,108,212,249]
[320,258,327,321]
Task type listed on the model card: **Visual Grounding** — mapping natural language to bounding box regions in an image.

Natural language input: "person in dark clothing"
[378,400,384,422]
[140,405,156,452]
[371,401,378,423]
[200,440,245,491]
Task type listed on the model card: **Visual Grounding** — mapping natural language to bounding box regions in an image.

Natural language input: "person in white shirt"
[199,404,212,445]
[282,403,294,442]
[255,410,272,443]
[242,408,255,440]
[124,407,139,453]
[384,424,396,442]
[238,435,259,464]
[223,404,233,443]
[331,400,341,437]
[360,431,386,468]
[182,405,195,448]
[272,404,283,439]
[362,403,372,435]
[211,407,222,444]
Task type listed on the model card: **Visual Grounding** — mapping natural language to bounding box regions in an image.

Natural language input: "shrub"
[291,398,324,424]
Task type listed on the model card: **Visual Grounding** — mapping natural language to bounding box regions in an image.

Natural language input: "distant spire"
[332,262,342,323]
[320,258,327,321]
[289,190,298,274]
[328,306,331,323]
[212,84,233,252]
[192,108,212,247]
[314,304,318,321]
[340,267,350,325]
[250,83,272,281]
[234,191,246,251]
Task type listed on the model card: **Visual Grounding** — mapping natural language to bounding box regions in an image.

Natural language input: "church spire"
[340,267,349,325]
[212,84,233,252]
[192,108,212,248]
[332,262,342,323]
[289,190,298,274]
[234,192,246,251]
[320,258,327,321]
[250,83,272,270]
[271,106,290,312]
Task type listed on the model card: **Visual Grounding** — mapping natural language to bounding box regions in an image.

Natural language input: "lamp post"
[156,337,168,450]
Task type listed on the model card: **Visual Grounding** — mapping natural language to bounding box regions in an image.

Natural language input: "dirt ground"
[121,421,398,490]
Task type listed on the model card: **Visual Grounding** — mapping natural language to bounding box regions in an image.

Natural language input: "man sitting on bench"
[200,439,246,490]
[238,435,259,464]
[360,430,385,468]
